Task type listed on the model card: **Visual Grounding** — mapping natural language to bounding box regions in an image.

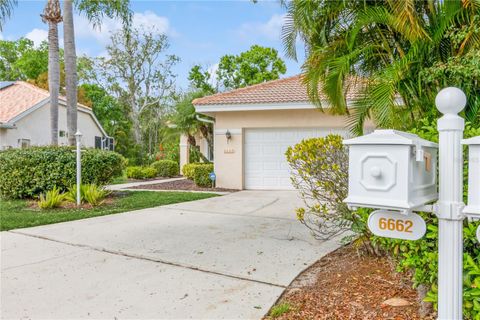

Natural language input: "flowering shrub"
[286,134,363,240]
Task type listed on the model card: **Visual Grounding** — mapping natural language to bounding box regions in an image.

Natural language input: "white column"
[179,134,189,174]
[435,87,466,320]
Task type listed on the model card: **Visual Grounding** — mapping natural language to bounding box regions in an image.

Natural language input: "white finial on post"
[435,87,466,320]
[75,131,82,206]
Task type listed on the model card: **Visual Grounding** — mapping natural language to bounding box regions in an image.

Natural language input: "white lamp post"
[435,87,467,320]
[75,131,82,206]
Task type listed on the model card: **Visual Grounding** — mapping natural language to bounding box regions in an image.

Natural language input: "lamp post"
[435,87,467,320]
[75,131,82,206]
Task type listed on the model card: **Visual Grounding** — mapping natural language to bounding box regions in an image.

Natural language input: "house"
[182,75,374,190]
[0,81,112,150]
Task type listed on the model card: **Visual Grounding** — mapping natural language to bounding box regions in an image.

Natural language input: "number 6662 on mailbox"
[368,210,427,241]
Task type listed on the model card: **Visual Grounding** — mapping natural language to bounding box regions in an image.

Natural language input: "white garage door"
[244,128,348,190]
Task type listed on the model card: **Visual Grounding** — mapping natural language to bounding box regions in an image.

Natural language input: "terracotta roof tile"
[0,81,89,123]
[192,74,364,106]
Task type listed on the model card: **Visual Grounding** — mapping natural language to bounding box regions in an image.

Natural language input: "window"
[18,139,30,149]
[59,130,66,137]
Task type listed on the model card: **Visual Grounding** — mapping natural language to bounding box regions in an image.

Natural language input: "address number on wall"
[368,210,426,241]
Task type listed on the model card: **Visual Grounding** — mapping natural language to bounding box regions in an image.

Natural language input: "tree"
[0,0,16,30]
[41,0,62,146]
[171,91,212,163]
[0,38,49,80]
[189,45,287,92]
[282,0,480,134]
[217,45,286,90]
[93,25,179,157]
[62,0,130,146]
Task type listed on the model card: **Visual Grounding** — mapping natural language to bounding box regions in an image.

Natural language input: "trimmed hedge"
[126,166,157,179]
[151,160,179,177]
[182,163,200,180]
[193,163,214,188]
[0,146,125,199]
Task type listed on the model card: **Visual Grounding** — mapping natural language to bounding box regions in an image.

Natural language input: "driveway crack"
[8,230,287,289]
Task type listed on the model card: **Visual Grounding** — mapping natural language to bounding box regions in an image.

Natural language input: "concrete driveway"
[1,191,342,319]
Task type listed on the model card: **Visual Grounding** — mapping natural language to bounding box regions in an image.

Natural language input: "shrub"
[182,163,201,180]
[126,166,145,179]
[0,146,125,199]
[193,163,214,188]
[126,166,157,179]
[83,184,110,206]
[142,167,157,179]
[38,186,65,209]
[286,135,360,240]
[151,160,179,177]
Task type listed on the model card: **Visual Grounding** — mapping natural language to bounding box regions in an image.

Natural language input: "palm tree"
[0,0,17,30]
[41,0,62,145]
[282,0,480,134]
[62,0,131,146]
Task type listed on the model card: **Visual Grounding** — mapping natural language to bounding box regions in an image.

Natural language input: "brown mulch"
[265,244,435,320]
[129,178,239,193]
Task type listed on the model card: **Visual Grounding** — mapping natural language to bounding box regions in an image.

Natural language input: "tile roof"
[192,74,365,106]
[0,81,89,123]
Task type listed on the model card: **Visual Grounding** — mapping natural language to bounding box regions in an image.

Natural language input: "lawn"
[0,191,217,231]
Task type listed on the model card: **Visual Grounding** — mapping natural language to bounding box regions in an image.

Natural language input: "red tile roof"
[192,74,364,106]
[0,81,89,123]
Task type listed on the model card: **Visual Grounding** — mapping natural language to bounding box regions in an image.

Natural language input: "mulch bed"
[129,178,239,193]
[265,244,435,320]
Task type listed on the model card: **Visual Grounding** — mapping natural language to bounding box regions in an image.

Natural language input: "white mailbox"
[344,130,438,213]
[463,136,480,215]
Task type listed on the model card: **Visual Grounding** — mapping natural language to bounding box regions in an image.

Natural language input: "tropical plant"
[82,183,110,206]
[0,0,16,30]
[41,0,62,145]
[282,0,480,134]
[64,184,86,204]
[38,186,65,209]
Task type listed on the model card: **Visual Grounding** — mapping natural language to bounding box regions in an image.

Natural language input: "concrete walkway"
[106,177,186,191]
[1,191,343,319]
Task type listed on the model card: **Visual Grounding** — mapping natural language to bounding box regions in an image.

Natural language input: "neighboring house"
[184,75,374,190]
[0,81,112,150]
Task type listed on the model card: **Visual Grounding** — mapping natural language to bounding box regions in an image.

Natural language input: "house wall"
[211,109,374,189]
[0,102,105,149]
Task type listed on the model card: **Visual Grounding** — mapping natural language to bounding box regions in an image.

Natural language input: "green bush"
[193,163,214,188]
[126,166,157,179]
[38,186,66,209]
[286,135,358,240]
[0,146,125,199]
[151,160,179,177]
[182,163,201,180]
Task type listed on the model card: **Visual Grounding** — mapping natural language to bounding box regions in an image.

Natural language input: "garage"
[244,127,348,190]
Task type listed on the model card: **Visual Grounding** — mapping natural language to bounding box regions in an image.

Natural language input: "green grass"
[0,191,217,231]
[269,303,292,318]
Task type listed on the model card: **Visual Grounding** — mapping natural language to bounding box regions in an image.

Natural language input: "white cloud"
[75,10,176,48]
[207,63,219,86]
[236,14,286,41]
[25,28,48,47]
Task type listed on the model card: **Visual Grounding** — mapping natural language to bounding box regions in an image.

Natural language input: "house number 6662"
[378,218,413,233]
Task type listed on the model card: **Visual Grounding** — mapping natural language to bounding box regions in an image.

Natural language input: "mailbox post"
[344,87,470,320]
[435,87,466,320]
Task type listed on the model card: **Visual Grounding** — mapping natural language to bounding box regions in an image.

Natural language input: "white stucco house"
[180,75,374,190]
[0,81,112,150]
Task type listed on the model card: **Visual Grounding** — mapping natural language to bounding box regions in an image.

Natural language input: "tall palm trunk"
[41,0,62,146]
[63,0,77,146]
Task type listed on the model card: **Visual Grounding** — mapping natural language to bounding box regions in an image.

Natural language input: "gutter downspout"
[0,122,16,129]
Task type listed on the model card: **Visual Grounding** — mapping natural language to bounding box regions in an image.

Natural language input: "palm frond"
[0,0,16,31]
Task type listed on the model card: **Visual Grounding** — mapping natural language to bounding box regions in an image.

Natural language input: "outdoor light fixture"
[225,130,232,143]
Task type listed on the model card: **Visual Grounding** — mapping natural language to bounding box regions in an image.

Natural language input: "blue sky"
[1,0,304,89]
